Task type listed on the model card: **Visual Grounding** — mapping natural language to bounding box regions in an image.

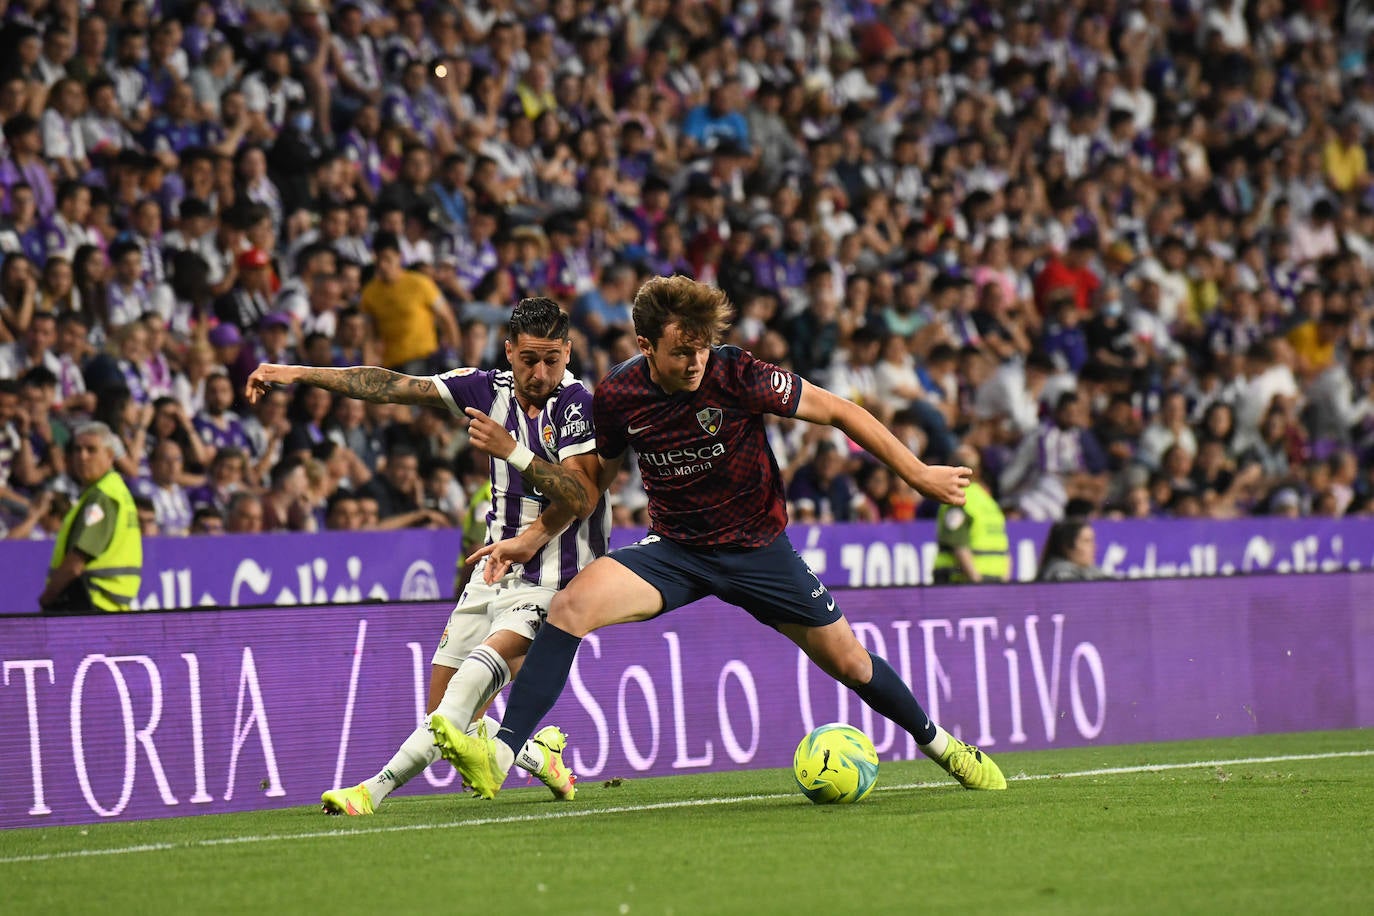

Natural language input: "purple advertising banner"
[1,528,464,614]
[5,517,1374,614]
[612,516,1374,587]
[3,574,1372,827]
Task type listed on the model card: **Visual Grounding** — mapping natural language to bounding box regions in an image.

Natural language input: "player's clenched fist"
[464,407,519,461]
[915,465,973,506]
[245,364,297,404]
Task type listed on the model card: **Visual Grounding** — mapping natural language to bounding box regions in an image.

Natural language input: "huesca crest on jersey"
[696,407,723,436]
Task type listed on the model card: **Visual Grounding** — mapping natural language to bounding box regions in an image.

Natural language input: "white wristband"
[507,442,535,472]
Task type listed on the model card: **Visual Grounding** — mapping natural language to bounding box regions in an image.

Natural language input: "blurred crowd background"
[4,0,1374,543]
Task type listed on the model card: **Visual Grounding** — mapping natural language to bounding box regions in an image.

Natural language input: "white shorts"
[430,560,558,669]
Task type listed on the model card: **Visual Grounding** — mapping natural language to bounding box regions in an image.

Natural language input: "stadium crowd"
[4,0,1374,543]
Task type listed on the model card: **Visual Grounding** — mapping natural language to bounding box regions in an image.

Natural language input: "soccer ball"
[792,723,879,804]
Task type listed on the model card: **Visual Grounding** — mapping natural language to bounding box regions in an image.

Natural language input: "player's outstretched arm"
[244,364,447,407]
[793,379,972,506]
[464,407,603,518]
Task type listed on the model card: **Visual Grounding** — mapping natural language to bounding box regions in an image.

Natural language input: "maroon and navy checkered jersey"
[595,346,802,548]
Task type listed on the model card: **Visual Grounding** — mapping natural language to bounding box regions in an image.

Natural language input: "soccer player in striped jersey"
[245,297,608,813]
[433,276,1007,798]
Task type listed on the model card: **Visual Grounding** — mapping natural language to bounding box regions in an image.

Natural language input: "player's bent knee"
[546,592,595,638]
[823,646,873,688]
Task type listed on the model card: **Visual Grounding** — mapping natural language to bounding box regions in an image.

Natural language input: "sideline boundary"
[4,749,1370,866]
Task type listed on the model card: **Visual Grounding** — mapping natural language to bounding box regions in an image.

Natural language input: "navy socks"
[494,622,582,753]
[854,652,939,745]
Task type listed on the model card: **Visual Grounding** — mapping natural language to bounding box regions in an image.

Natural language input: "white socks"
[360,646,555,807]
[495,739,518,775]
[434,645,511,733]
[514,741,544,773]
[365,723,441,804]
[918,726,952,761]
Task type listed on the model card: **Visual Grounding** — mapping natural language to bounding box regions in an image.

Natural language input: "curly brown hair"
[632,275,735,347]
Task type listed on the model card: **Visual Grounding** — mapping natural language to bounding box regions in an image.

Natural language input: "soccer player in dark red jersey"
[433,276,1007,794]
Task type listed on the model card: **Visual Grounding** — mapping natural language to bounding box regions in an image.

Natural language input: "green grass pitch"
[4,730,1372,915]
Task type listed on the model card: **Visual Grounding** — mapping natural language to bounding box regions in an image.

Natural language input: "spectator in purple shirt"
[145,83,211,162]
[999,391,1109,521]
[193,371,253,455]
[1041,293,1090,374]
[787,440,865,523]
[0,115,55,220]
[131,438,194,536]
[188,446,248,515]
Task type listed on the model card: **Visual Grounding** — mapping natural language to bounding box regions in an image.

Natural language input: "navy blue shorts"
[609,532,842,628]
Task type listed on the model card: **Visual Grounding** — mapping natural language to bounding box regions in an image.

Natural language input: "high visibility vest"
[51,470,143,611]
[453,480,494,594]
[933,481,1010,583]
[462,480,493,556]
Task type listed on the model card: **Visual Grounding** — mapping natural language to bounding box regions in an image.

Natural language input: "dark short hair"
[3,113,38,143]
[270,455,305,488]
[192,506,223,526]
[326,491,358,516]
[109,240,141,261]
[21,366,57,389]
[927,343,959,364]
[373,231,401,256]
[294,241,333,275]
[57,310,90,330]
[56,180,88,206]
[507,297,571,342]
[211,447,247,470]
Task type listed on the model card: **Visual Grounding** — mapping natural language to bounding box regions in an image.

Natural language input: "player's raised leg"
[780,617,1006,790]
[734,536,1004,791]
[431,555,665,797]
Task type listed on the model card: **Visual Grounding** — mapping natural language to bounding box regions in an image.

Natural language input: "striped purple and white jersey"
[432,367,608,590]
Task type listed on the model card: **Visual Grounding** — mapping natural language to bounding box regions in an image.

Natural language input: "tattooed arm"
[465,406,603,518]
[244,364,446,407]
[524,452,602,519]
[465,453,625,583]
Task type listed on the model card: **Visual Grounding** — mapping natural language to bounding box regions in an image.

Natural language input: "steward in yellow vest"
[933,446,1009,584]
[39,423,143,612]
[454,480,493,595]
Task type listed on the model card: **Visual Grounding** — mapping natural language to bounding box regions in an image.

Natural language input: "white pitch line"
[3,748,1370,866]
[0,843,178,864]
[995,748,1374,781]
